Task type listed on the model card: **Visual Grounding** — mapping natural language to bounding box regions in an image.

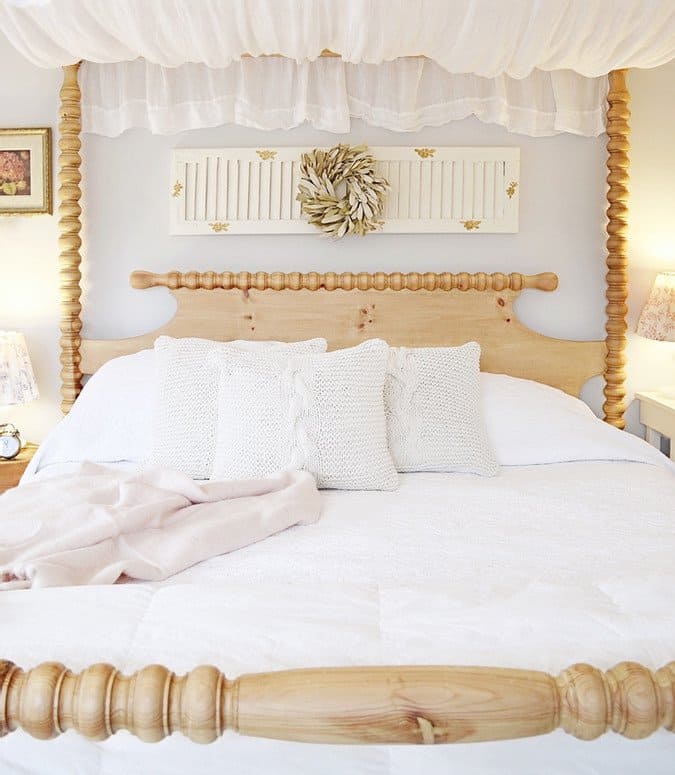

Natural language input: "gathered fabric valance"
[2,0,671,137]
[1,0,675,77]
[80,58,608,137]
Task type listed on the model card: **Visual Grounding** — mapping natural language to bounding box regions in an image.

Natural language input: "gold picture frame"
[0,128,52,215]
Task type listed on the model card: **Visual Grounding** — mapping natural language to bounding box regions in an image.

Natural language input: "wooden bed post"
[58,62,83,414]
[604,69,630,429]
[2,660,674,746]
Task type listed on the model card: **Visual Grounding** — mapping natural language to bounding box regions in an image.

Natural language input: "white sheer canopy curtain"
[78,58,609,138]
[1,0,674,137]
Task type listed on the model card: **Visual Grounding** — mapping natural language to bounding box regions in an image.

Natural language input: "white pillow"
[211,339,399,490]
[151,336,327,478]
[25,349,155,479]
[481,372,671,468]
[385,342,499,476]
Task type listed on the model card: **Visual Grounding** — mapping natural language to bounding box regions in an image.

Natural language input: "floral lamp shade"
[636,272,675,342]
[0,332,39,406]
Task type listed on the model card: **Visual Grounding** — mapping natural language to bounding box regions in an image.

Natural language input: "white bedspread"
[2,460,675,774]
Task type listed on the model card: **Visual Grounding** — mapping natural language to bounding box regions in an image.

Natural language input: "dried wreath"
[296,144,388,238]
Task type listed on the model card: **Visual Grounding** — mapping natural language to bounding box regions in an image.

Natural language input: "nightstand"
[0,443,38,495]
[636,392,675,461]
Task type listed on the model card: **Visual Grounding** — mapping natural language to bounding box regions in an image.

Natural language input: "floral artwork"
[0,129,51,215]
[0,150,31,197]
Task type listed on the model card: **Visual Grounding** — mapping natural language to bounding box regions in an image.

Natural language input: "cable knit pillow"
[151,336,327,478]
[385,342,499,476]
[211,339,398,490]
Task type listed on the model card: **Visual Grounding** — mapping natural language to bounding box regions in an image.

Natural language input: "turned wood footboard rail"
[1,661,674,746]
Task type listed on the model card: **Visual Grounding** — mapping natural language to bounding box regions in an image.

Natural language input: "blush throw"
[0,464,321,589]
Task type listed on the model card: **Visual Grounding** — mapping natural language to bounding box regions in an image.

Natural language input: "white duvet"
[2,454,675,774]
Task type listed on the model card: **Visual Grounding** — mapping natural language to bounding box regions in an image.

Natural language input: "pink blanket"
[0,464,321,589]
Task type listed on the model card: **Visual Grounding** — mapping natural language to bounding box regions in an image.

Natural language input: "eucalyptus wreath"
[296,144,389,238]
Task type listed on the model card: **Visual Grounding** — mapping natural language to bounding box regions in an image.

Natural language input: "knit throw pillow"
[150,336,327,478]
[211,339,399,490]
[385,342,499,476]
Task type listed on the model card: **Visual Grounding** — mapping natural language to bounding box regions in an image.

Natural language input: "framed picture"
[0,128,52,215]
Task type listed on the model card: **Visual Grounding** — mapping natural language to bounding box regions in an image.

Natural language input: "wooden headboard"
[78,269,605,398]
[56,67,630,426]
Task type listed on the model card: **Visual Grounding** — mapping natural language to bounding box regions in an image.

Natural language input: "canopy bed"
[1,1,674,771]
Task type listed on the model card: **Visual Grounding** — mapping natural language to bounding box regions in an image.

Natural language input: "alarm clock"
[0,424,22,460]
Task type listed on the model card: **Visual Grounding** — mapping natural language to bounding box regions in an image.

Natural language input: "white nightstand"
[636,392,675,461]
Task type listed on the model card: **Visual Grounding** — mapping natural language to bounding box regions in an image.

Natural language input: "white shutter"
[170,147,520,235]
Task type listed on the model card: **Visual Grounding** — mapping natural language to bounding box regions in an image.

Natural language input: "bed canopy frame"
[55,62,630,427]
[3,62,667,751]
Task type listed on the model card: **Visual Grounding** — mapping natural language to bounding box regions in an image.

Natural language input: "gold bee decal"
[171,181,183,197]
[414,148,436,159]
[256,150,277,161]
[461,220,482,231]
[209,221,230,233]
[506,180,518,199]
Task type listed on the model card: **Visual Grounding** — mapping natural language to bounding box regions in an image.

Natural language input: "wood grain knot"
[416,716,438,744]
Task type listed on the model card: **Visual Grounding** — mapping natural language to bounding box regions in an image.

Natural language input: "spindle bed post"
[58,62,83,414]
[603,69,630,428]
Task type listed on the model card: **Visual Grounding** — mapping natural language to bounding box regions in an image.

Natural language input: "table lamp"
[637,271,675,397]
[0,331,39,459]
[637,272,675,343]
